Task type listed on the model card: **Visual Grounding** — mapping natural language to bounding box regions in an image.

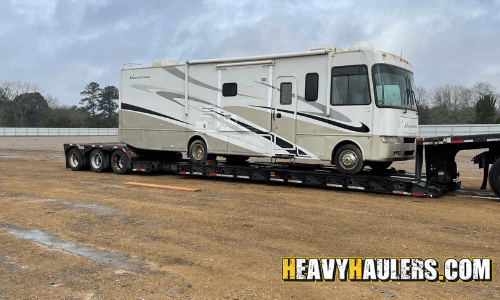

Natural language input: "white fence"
[0,127,118,137]
[418,125,500,137]
[1,125,500,138]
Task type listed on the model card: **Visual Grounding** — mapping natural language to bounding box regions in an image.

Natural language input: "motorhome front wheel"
[335,144,364,175]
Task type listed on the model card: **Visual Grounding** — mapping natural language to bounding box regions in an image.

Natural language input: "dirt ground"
[0,136,499,299]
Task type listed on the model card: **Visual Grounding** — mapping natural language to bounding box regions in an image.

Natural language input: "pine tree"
[98,86,119,119]
[474,94,497,124]
[80,82,101,118]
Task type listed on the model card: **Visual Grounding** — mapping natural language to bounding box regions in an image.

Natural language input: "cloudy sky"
[1,0,499,106]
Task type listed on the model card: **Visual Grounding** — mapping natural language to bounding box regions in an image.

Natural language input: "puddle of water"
[1,225,137,271]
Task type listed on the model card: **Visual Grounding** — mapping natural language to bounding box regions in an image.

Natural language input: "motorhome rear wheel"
[188,140,208,164]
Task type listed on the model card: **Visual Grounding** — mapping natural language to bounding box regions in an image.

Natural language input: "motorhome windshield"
[372,64,417,111]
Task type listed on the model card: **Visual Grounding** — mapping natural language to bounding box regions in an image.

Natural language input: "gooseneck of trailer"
[415,134,500,198]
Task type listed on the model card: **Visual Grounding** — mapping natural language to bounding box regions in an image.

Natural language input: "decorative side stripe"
[121,103,191,125]
[249,105,370,133]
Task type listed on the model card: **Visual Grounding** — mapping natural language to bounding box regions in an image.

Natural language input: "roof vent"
[309,46,344,53]
[348,41,374,51]
[151,60,181,67]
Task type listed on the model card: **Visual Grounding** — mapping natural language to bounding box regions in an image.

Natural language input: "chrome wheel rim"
[113,155,124,170]
[91,153,102,169]
[69,152,79,168]
[339,150,358,170]
[192,144,205,161]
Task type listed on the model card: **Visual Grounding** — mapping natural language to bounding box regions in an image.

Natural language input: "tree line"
[0,81,118,128]
[416,81,499,125]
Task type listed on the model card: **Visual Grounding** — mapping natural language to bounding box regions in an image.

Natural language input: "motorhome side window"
[331,65,370,105]
[305,73,319,101]
[222,83,237,97]
[280,82,292,105]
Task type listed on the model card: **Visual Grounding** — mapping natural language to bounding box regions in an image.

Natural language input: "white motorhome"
[119,41,418,174]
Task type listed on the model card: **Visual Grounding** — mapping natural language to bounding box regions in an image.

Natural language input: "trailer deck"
[63,142,445,198]
[62,132,500,199]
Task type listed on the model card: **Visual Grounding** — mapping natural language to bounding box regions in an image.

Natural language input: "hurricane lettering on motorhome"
[119,42,418,171]
[129,75,150,80]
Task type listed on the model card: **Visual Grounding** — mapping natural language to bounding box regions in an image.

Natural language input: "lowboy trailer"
[63,132,500,199]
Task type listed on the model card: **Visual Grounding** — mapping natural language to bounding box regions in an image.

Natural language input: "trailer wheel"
[89,149,109,173]
[110,150,130,174]
[225,155,249,165]
[368,161,392,172]
[488,159,500,198]
[334,144,364,175]
[67,148,84,171]
[188,140,208,164]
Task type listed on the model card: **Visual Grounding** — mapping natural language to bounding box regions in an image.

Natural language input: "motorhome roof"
[139,41,408,69]
[185,49,330,65]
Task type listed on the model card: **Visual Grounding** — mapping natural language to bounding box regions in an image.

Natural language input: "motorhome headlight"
[380,136,400,144]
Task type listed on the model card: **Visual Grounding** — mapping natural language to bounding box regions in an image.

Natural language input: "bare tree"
[44,94,59,109]
[414,86,430,108]
[473,81,496,99]
[0,80,42,126]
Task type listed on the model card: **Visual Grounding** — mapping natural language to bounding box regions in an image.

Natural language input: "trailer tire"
[67,148,84,171]
[334,144,364,175]
[367,161,392,172]
[488,159,500,198]
[225,155,249,165]
[188,140,208,164]
[110,150,130,174]
[89,149,109,173]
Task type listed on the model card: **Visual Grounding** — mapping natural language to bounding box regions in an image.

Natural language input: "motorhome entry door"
[272,76,297,155]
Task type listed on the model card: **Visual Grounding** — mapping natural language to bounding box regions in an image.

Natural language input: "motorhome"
[118,41,418,174]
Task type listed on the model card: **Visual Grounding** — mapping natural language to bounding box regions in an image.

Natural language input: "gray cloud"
[1,0,499,107]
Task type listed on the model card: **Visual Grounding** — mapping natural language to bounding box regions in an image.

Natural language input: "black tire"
[225,155,249,165]
[368,161,392,172]
[334,144,364,175]
[488,159,500,198]
[89,149,110,173]
[110,150,130,174]
[188,140,208,164]
[67,148,84,171]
